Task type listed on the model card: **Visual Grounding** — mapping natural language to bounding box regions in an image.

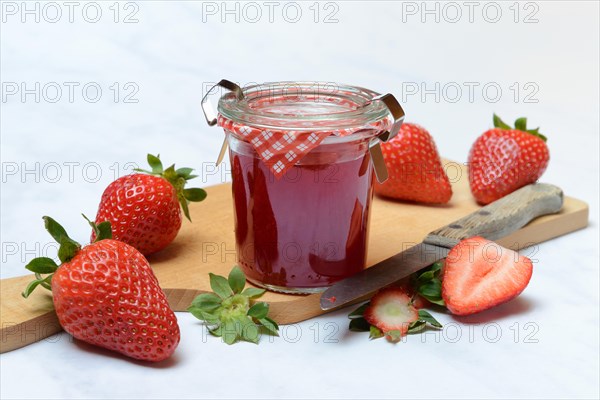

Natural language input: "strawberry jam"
[209,81,404,293]
[229,135,375,293]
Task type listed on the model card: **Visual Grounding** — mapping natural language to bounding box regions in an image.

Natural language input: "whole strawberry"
[23,216,180,362]
[468,115,549,204]
[374,123,452,204]
[93,154,206,255]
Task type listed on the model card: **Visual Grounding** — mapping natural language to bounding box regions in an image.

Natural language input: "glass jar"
[202,81,404,294]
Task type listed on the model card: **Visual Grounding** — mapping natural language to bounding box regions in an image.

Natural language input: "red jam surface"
[230,141,374,291]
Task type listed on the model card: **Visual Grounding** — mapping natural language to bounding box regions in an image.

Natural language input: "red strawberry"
[363,287,419,340]
[374,123,452,204]
[442,236,533,316]
[93,154,206,255]
[23,216,180,362]
[468,115,550,205]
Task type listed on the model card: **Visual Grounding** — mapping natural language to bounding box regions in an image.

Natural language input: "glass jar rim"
[217,81,392,132]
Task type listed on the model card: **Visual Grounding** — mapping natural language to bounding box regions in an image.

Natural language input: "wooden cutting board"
[0,162,589,353]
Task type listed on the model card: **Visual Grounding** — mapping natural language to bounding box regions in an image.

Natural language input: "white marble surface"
[1,1,598,399]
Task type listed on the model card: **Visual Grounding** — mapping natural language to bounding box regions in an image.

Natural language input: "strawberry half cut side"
[442,236,534,316]
[363,287,419,341]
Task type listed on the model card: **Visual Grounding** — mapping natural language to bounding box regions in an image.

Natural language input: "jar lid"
[202,80,405,179]
[217,82,393,131]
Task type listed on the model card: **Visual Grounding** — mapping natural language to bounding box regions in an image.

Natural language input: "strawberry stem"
[133,154,207,221]
[82,214,112,242]
[188,266,279,344]
[492,114,547,142]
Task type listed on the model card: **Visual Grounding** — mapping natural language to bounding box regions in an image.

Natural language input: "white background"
[1,1,598,399]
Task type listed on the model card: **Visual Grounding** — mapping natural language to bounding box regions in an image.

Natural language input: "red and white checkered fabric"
[218,115,391,177]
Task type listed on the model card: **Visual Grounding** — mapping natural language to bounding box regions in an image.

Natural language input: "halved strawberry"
[363,287,419,340]
[442,236,533,315]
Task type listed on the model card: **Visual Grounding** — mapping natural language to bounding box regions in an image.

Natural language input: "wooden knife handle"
[424,183,564,248]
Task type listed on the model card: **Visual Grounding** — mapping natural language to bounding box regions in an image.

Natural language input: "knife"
[320,183,563,311]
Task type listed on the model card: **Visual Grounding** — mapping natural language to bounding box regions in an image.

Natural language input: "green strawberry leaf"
[416,270,435,285]
[408,320,426,334]
[95,221,113,241]
[180,199,192,222]
[209,273,233,299]
[176,167,194,179]
[222,320,238,345]
[418,278,442,298]
[147,154,163,174]
[232,317,245,335]
[25,257,58,274]
[423,296,446,306]
[369,325,384,339]
[430,261,443,273]
[514,117,528,131]
[525,127,546,141]
[242,287,266,299]
[259,317,279,336]
[188,307,220,324]
[348,302,369,319]
[228,266,246,294]
[191,293,222,312]
[204,311,221,325]
[187,306,206,320]
[241,324,260,344]
[411,261,446,306]
[349,317,371,332]
[183,188,207,202]
[57,236,81,263]
[493,114,512,130]
[235,316,259,343]
[43,216,70,244]
[530,129,547,142]
[418,310,443,328]
[247,302,269,319]
[209,325,222,337]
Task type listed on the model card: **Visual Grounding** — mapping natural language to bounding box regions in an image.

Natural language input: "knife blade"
[320,183,564,311]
